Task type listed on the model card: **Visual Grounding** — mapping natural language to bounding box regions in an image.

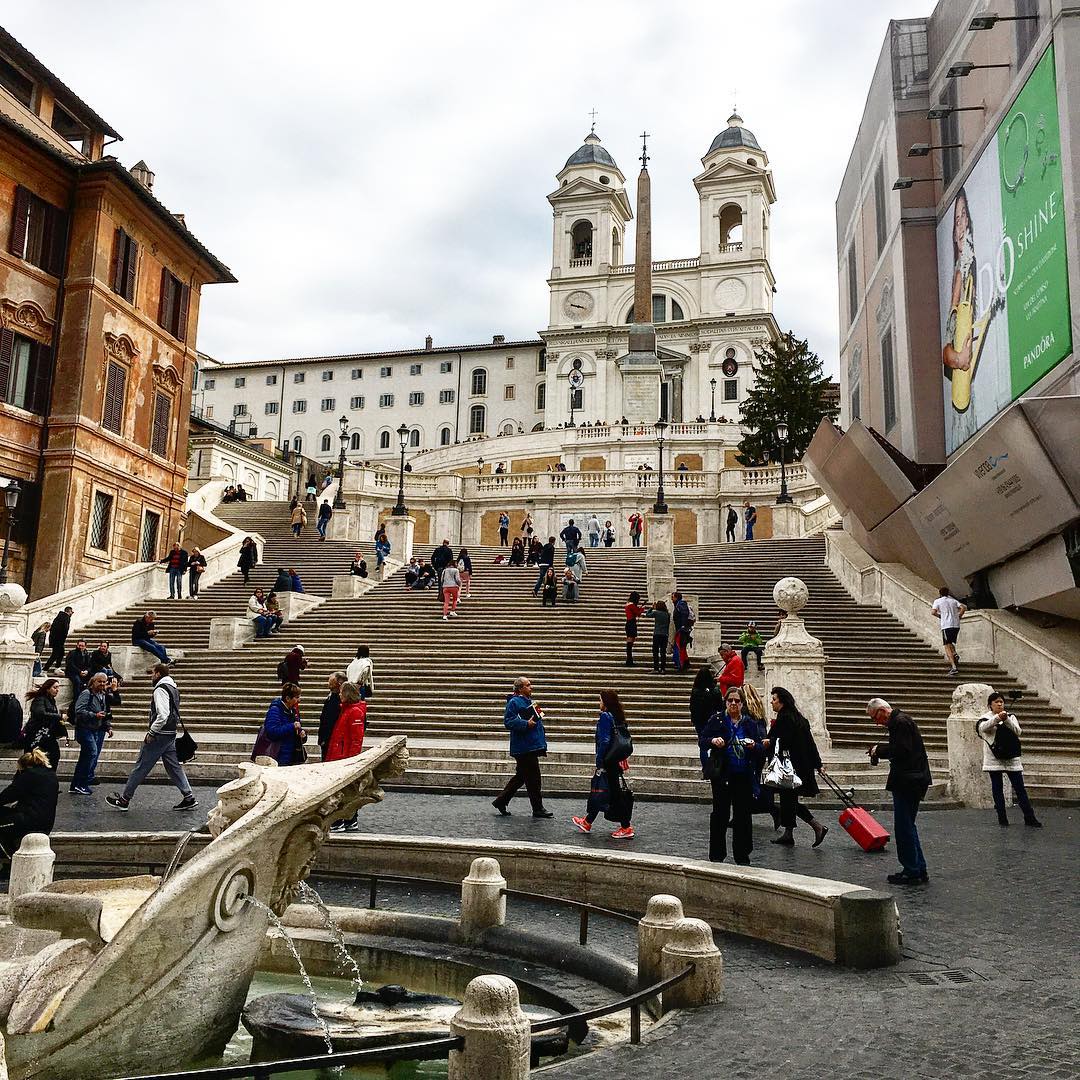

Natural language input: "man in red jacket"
[717,645,745,697]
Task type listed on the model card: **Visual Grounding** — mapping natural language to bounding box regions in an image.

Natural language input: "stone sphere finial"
[773,576,808,615]
[0,583,28,612]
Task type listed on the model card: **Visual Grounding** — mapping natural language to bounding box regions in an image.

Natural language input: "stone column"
[637,894,684,988]
[9,834,55,899]
[383,514,415,566]
[660,918,723,1011]
[448,974,530,1080]
[645,512,676,603]
[0,585,37,701]
[764,577,830,748]
[947,682,995,809]
[459,857,507,941]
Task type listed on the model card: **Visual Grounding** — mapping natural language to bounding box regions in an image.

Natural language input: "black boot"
[625,643,634,666]
[1024,815,1043,828]
[997,811,1010,826]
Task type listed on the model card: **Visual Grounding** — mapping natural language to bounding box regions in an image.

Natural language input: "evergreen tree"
[736,332,838,465]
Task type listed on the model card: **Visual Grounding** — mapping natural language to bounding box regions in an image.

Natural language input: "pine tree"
[736,332,838,465]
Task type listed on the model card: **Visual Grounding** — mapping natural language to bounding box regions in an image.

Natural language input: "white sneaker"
[448,610,458,617]
[442,615,448,621]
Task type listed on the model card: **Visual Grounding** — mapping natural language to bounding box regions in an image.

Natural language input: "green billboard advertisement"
[938,45,1072,454]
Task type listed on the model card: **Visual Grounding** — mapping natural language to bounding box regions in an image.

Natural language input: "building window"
[111,228,138,303]
[265,401,279,415]
[379,393,394,407]
[203,378,216,390]
[471,368,487,396]
[409,391,424,406]
[506,357,514,370]
[440,361,453,373]
[89,491,113,552]
[157,268,190,342]
[410,428,421,447]
[320,434,332,453]
[941,80,960,187]
[321,397,335,411]
[266,374,277,385]
[612,227,621,265]
[292,400,307,413]
[1015,0,1040,63]
[350,395,365,409]
[204,406,213,418]
[881,328,897,432]
[379,430,391,449]
[846,240,858,325]
[439,389,455,404]
[469,404,486,434]
[538,350,547,373]
[625,294,685,324]
[504,385,515,400]
[294,372,305,384]
[409,363,422,376]
[351,368,363,379]
[571,387,584,411]
[380,366,392,377]
[0,330,52,414]
[350,431,361,450]
[723,379,738,402]
[232,403,248,417]
[536,383,546,411]
[873,158,888,256]
[151,392,172,457]
[571,219,593,259]
[102,360,126,434]
[8,185,67,276]
[139,510,161,562]
[321,370,333,381]
[440,426,451,446]
[234,376,246,388]
[292,435,303,452]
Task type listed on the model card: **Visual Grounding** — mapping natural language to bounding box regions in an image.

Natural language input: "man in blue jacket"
[559,520,582,554]
[492,676,552,818]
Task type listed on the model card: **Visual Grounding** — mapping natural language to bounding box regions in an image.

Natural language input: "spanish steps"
[36,499,1080,805]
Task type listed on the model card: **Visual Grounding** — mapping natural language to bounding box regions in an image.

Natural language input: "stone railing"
[568,256,592,268]
[739,464,808,487]
[610,257,701,275]
[468,470,715,498]
[371,471,441,493]
[575,422,713,440]
[717,242,744,254]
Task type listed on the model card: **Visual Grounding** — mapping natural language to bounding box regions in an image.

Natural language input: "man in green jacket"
[737,621,765,670]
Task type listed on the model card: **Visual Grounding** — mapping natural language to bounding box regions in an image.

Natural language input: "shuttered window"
[157,268,190,342]
[102,361,126,434]
[151,392,171,457]
[139,510,161,561]
[89,491,113,552]
[0,329,53,414]
[111,227,139,303]
[8,185,68,276]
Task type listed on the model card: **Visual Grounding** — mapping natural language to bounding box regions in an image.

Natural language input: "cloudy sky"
[9,1,931,374]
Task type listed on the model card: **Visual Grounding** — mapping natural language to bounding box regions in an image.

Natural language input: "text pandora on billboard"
[938,45,1072,455]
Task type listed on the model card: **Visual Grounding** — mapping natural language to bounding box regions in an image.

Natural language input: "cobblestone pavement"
[55,786,1079,1077]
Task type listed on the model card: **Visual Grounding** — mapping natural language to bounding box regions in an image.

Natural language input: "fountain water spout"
[295,880,364,998]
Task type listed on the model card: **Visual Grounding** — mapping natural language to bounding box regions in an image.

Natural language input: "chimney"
[425,335,433,351]
[492,334,505,345]
[129,160,155,191]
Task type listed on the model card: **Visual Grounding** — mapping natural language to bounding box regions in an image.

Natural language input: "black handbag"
[603,723,633,767]
[175,722,198,763]
[702,746,726,781]
[603,775,634,822]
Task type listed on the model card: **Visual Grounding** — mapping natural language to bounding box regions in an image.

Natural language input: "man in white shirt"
[930,587,967,676]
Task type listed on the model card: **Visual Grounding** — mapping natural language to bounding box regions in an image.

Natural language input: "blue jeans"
[892,790,927,877]
[317,517,329,538]
[71,728,102,789]
[588,533,599,548]
[253,615,274,638]
[134,638,170,664]
[167,568,184,598]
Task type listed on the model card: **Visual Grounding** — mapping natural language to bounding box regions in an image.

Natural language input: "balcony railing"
[610,257,700,275]
[568,256,593,268]
[575,422,712,440]
[717,242,743,254]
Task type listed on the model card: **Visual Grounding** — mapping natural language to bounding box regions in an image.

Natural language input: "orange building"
[0,27,234,597]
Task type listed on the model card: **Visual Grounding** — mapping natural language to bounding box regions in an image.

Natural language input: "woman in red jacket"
[327,682,367,833]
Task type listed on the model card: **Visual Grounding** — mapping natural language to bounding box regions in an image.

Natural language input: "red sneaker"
[572,816,592,834]
[611,826,635,840]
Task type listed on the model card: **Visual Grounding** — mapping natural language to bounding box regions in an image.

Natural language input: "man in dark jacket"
[493,676,551,817]
[318,672,345,757]
[431,539,453,601]
[64,639,92,700]
[160,543,189,600]
[45,606,74,671]
[132,612,171,666]
[559,520,582,554]
[867,698,931,885]
[532,537,557,597]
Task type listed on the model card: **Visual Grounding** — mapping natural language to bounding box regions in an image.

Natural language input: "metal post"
[709,378,717,422]
[579,908,589,946]
[654,427,667,514]
[393,445,407,516]
[334,444,347,510]
[0,515,13,585]
[568,386,576,428]
[777,451,791,504]
[630,1003,641,1044]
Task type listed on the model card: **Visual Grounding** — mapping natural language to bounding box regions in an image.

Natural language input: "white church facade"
[196,114,780,466]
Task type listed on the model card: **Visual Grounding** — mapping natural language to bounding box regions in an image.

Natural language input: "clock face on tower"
[563,290,595,320]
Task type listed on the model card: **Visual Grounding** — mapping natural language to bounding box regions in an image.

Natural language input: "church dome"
[707,112,762,155]
[564,131,618,170]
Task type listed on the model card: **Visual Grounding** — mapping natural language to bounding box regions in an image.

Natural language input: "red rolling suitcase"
[819,770,890,852]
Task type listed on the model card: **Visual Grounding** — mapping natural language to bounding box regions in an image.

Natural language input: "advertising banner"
[938,45,1072,455]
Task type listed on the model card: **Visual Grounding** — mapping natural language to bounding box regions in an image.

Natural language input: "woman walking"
[644,600,671,673]
[187,546,207,598]
[976,692,1042,827]
[699,687,761,864]
[238,537,257,585]
[440,562,461,621]
[624,591,647,666]
[573,689,634,839]
[0,749,59,863]
[22,681,68,771]
[457,548,473,599]
[762,687,828,848]
[290,502,307,539]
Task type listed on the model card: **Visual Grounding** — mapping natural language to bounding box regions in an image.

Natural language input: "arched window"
[500,421,514,436]
[292,435,302,453]
[611,227,621,266]
[440,426,452,446]
[350,431,361,451]
[719,204,743,246]
[624,294,685,324]
[409,428,421,448]
[571,219,593,260]
[471,368,487,396]
[320,433,332,453]
[379,430,391,450]
[536,383,546,411]
[671,298,684,320]
[469,404,486,435]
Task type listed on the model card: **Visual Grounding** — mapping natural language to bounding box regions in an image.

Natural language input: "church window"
[723,379,738,402]
[501,421,515,435]
[611,228,621,266]
[504,385,515,401]
[571,387,583,411]
[350,431,362,450]
[471,368,487,396]
[652,294,665,323]
[670,298,685,321]
[320,434,332,453]
[719,204,743,246]
[379,430,391,450]
[536,383,546,411]
[469,404,486,434]
[599,175,610,185]
[571,220,593,261]
[440,426,451,446]
[626,294,684,324]
[410,428,421,447]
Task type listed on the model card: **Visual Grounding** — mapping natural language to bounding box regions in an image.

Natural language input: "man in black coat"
[431,539,454,601]
[64,639,92,700]
[318,672,345,758]
[559,520,582,554]
[532,537,557,597]
[867,698,931,885]
[45,606,74,671]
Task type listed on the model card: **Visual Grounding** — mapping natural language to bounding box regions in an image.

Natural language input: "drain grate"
[900,968,988,988]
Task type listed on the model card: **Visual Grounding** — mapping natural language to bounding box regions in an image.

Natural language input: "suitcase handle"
[817,768,856,807]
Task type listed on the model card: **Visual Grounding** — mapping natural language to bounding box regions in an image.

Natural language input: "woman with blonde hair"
[0,748,59,861]
[742,682,780,830]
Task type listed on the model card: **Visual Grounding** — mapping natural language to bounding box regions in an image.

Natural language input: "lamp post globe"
[775,419,793,505]
[0,480,20,585]
[653,420,669,514]
[392,423,410,516]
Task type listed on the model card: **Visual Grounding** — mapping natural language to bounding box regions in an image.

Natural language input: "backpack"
[979,718,1022,760]
[276,659,289,681]
[0,694,23,744]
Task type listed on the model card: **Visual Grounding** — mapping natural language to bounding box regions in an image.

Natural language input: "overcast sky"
[9,1,932,374]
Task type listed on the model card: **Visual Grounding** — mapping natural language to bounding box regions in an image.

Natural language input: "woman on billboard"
[942,188,977,408]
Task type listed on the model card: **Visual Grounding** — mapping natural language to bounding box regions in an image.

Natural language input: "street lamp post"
[775,420,792,504]
[477,456,485,477]
[0,481,21,585]
[653,420,668,514]
[392,423,410,516]
[334,415,349,509]
[709,378,717,423]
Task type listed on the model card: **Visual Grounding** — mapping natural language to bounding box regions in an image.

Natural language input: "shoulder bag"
[175,721,198,763]
[603,723,633,767]
[978,718,1022,761]
[762,738,802,790]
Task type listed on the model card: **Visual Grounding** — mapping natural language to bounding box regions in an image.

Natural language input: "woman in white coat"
[976,691,1042,828]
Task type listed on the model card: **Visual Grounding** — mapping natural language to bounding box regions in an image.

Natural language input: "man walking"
[743,502,757,541]
[587,514,601,548]
[931,586,966,676]
[107,664,196,812]
[492,676,552,817]
[70,672,111,795]
[316,499,333,541]
[160,542,189,600]
[560,519,582,555]
[866,697,931,885]
[531,536,556,597]
[725,504,738,543]
[45,606,74,672]
[431,538,454,603]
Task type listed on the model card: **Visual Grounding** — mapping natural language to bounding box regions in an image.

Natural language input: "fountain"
[0,737,408,1080]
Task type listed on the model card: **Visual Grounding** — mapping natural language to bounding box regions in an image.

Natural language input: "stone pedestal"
[10,834,54,899]
[645,512,676,603]
[459,857,507,941]
[947,682,995,809]
[0,585,36,702]
[448,974,530,1080]
[209,617,256,651]
[326,510,358,541]
[770,502,803,538]
[637,894,684,988]
[660,918,724,1011]
[274,592,322,620]
[383,515,415,566]
[763,577,830,749]
[331,575,376,599]
[111,645,186,678]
